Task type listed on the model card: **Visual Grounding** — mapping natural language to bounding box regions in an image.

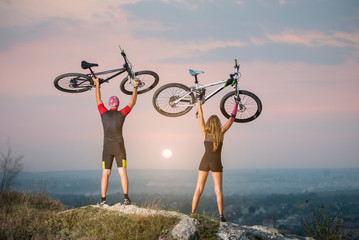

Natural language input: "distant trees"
[0,140,23,192]
[302,205,355,240]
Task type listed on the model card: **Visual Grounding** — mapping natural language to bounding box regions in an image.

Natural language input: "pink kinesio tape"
[230,102,239,122]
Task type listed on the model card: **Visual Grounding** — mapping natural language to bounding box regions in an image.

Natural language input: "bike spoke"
[152,83,194,117]
[221,91,261,122]
[55,75,92,92]
[157,87,190,114]
[120,71,159,94]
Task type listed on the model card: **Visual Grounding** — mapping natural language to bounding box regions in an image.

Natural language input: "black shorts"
[198,157,223,172]
[102,141,127,169]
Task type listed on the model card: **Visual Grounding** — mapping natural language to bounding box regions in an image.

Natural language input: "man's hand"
[94,78,102,105]
[128,80,140,108]
[93,77,99,86]
[133,80,140,88]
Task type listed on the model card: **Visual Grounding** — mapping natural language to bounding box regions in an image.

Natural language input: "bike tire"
[54,73,93,93]
[120,70,159,95]
[220,90,262,123]
[152,83,195,117]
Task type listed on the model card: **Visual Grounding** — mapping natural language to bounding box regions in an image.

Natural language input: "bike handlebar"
[118,45,134,77]
[234,59,240,70]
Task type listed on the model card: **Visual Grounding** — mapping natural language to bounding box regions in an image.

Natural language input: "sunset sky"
[0,0,358,172]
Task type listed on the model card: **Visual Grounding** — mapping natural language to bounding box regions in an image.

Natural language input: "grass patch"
[51,207,178,240]
[0,191,65,239]
[190,213,219,240]
[0,191,179,240]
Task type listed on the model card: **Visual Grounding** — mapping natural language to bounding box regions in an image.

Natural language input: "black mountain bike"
[54,46,159,94]
[152,59,262,123]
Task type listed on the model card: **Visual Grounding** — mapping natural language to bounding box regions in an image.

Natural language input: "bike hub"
[169,96,178,107]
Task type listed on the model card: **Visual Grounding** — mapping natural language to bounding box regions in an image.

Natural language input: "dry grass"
[0,191,65,239]
[0,191,179,240]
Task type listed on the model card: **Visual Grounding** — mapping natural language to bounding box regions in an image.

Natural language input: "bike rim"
[122,73,157,93]
[225,93,259,120]
[58,76,92,90]
[155,86,193,115]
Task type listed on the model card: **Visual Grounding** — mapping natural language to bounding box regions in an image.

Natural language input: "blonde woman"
[191,98,239,222]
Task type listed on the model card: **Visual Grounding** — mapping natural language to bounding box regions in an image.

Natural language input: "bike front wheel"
[120,70,159,95]
[54,73,93,93]
[220,90,262,123]
[152,83,195,117]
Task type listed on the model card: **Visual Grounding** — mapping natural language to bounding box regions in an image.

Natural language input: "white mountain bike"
[152,59,262,123]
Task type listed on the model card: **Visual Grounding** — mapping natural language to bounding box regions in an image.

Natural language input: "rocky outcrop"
[217,223,313,240]
[90,203,312,240]
[92,203,200,239]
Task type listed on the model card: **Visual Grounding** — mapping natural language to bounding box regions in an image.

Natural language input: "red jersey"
[98,103,132,142]
[98,103,131,116]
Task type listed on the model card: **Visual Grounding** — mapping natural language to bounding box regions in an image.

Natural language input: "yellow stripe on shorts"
[102,161,105,169]
[122,159,126,168]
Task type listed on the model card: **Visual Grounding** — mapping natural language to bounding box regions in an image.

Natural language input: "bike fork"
[235,88,244,111]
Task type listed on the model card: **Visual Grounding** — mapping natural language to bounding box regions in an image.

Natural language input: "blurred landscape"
[12,168,359,198]
[7,168,359,237]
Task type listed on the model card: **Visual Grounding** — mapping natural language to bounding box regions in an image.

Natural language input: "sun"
[162,149,173,159]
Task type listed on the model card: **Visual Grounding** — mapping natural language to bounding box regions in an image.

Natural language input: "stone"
[91,203,200,239]
[75,204,312,240]
[217,222,314,240]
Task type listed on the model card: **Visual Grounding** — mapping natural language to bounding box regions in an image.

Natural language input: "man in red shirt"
[93,77,140,206]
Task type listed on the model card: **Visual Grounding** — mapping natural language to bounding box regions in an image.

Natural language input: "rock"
[91,203,200,239]
[171,216,200,240]
[217,222,314,240]
[84,204,311,240]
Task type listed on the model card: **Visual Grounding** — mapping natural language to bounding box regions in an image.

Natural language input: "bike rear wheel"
[220,90,262,123]
[120,70,159,95]
[54,73,93,93]
[152,83,195,117]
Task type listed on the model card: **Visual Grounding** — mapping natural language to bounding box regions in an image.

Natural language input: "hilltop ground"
[0,191,314,240]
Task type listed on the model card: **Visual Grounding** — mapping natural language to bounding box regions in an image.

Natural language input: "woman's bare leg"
[212,171,223,215]
[191,170,209,213]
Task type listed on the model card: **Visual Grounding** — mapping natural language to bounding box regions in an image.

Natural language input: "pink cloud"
[0,0,127,28]
[266,30,359,48]
[333,31,359,45]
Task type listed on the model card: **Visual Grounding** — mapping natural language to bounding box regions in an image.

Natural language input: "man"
[93,77,140,206]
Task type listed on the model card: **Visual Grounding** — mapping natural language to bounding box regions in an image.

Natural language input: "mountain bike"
[152,60,262,123]
[54,46,159,95]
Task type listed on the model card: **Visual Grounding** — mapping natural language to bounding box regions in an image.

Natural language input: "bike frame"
[89,67,128,85]
[174,62,240,107]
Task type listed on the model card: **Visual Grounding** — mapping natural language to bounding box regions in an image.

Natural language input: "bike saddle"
[189,69,204,76]
[81,61,99,70]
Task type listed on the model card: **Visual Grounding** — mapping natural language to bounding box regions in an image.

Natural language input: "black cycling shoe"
[219,215,227,222]
[123,198,131,205]
[97,200,106,207]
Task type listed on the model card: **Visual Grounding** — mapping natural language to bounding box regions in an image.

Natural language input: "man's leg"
[100,169,111,205]
[117,167,128,194]
[118,167,131,204]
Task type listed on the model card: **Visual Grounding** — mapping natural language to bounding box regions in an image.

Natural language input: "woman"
[191,98,238,222]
